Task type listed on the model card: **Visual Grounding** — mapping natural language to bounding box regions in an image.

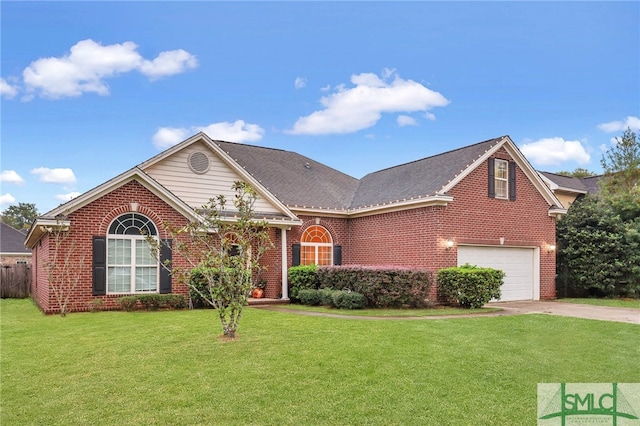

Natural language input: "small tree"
[149,181,273,339]
[45,214,86,316]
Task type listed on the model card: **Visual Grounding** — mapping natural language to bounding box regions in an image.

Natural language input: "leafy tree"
[1,202,39,230]
[555,168,596,178]
[557,195,628,297]
[148,181,273,339]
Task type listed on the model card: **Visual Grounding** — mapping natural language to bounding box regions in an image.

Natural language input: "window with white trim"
[301,225,333,266]
[107,213,159,294]
[495,159,509,199]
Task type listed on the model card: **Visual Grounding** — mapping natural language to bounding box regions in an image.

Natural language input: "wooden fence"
[1,264,31,298]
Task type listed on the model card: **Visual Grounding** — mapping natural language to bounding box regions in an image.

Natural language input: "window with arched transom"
[106,213,159,294]
[300,225,333,266]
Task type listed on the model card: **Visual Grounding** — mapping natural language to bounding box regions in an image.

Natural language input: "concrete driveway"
[486,301,640,324]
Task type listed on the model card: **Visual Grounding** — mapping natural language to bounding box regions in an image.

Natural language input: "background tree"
[149,181,273,339]
[558,128,640,298]
[555,168,596,178]
[1,202,39,230]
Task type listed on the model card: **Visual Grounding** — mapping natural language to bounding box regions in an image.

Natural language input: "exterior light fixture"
[548,244,556,253]
[446,240,454,250]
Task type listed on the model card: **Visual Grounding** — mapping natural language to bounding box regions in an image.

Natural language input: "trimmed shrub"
[288,265,319,302]
[318,288,335,306]
[165,294,187,309]
[117,296,138,311]
[138,294,163,310]
[298,289,321,306]
[317,266,433,308]
[331,290,366,310]
[437,264,504,309]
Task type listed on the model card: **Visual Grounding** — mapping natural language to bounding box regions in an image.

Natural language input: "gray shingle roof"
[1,222,30,253]
[217,137,506,210]
[350,137,503,208]
[216,141,360,210]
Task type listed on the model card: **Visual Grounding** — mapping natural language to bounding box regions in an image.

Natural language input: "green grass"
[559,297,640,309]
[2,299,639,425]
[273,303,501,317]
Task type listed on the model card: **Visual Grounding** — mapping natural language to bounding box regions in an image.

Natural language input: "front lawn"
[2,299,638,425]
[558,297,640,309]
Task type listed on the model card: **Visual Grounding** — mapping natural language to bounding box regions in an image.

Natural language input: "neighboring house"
[1,222,31,265]
[538,171,603,209]
[25,133,566,313]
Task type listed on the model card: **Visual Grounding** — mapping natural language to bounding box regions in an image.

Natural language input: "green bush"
[317,266,433,308]
[138,294,163,310]
[117,296,138,311]
[331,290,366,310]
[298,289,321,306]
[318,288,335,306]
[189,267,219,308]
[165,294,187,309]
[288,265,319,302]
[437,264,504,309]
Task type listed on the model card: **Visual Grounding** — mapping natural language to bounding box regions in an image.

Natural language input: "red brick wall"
[33,180,191,314]
[31,234,51,312]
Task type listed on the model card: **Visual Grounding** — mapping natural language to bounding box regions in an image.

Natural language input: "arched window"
[300,225,333,266]
[107,213,159,294]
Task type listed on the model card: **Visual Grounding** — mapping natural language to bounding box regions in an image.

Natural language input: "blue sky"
[1,1,639,215]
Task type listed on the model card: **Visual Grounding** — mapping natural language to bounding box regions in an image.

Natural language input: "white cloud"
[152,127,191,149]
[597,116,640,133]
[286,69,449,135]
[55,192,81,202]
[520,137,591,166]
[153,120,265,149]
[320,84,331,92]
[0,193,16,206]
[0,170,25,184]
[31,167,77,184]
[0,78,19,99]
[139,49,198,80]
[397,115,418,127]
[21,39,197,99]
[294,77,307,89]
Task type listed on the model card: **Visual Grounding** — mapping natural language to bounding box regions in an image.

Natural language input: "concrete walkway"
[254,300,639,324]
[486,301,640,324]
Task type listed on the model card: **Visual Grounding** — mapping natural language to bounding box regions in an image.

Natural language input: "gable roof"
[1,222,31,254]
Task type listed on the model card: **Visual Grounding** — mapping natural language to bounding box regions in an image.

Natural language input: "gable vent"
[188,151,210,174]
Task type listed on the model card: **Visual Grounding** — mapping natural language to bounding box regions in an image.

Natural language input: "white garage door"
[457,246,538,301]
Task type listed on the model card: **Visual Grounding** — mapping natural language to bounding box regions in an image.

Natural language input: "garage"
[457,245,539,301]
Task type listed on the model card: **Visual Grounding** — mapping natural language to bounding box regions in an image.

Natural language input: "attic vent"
[188,151,210,174]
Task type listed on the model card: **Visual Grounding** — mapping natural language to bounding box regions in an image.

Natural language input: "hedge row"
[289,265,433,308]
[117,294,188,311]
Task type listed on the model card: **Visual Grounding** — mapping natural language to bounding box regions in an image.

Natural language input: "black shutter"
[333,245,342,266]
[159,239,172,294]
[488,158,495,198]
[92,236,106,296]
[292,243,300,266]
[509,161,516,201]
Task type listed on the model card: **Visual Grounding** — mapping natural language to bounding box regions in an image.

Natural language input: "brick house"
[25,133,565,313]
